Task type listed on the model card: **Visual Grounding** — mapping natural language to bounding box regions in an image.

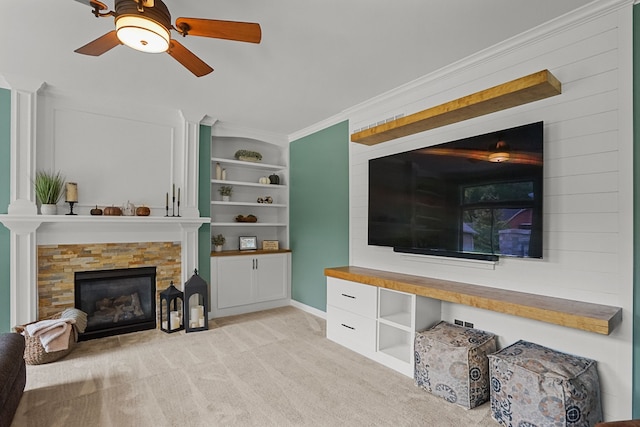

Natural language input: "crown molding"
[288,0,631,142]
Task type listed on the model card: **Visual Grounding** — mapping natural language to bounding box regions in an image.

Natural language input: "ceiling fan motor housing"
[115,0,172,53]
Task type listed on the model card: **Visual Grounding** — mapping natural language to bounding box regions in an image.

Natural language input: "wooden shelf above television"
[324,266,622,335]
[351,69,562,146]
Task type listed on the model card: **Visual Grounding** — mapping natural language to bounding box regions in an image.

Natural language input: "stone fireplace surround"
[38,241,181,322]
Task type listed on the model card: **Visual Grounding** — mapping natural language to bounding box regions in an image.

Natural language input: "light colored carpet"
[12,306,495,426]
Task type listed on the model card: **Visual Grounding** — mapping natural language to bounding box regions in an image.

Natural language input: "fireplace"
[75,267,157,341]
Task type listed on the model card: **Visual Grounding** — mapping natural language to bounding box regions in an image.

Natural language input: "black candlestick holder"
[66,201,77,215]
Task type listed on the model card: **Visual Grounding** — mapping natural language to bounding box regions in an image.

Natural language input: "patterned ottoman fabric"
[414,320,497,409]
[488,340,603,427]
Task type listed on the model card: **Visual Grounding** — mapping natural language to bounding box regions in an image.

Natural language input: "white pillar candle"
[66,182,78,202]
[191,307,198,322]
[170,311,180,329]
[198,317,205,328]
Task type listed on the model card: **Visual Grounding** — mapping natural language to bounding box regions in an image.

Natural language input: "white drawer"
[326,305,376,356]
[326,277,377,318]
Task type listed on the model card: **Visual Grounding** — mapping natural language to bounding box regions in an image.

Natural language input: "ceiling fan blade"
[73,0,108,10]
[75,31,121,56]
[175,18,261,43]
[422,147,542,165]
[167,40,214,77]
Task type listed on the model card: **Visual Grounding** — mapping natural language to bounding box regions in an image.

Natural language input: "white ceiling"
[0,0,594,136]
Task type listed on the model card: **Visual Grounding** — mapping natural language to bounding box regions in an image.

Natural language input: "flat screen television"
[368,121,543,261]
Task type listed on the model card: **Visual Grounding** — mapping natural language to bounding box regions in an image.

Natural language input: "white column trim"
[3,75,45,326]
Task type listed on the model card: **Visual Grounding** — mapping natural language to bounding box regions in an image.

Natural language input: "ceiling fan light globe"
[488,151,510,163]
[115,15,170,53]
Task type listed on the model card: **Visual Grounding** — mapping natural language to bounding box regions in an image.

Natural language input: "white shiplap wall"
[345,0,633,420]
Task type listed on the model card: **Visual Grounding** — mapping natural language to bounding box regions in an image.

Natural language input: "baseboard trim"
[290,299,326,319]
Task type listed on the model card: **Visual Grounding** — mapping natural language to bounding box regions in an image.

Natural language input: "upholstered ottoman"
[489,340,602,427]
[414,321,496,409]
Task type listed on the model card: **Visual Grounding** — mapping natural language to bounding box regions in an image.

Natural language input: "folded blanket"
[60,308,88,334]
[25,318,75,353]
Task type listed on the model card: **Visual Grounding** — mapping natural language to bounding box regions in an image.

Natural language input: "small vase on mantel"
[40,204,57,215]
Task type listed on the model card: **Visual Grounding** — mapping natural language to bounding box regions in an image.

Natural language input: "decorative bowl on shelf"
[234,149,262,162]
[235,214,257,223]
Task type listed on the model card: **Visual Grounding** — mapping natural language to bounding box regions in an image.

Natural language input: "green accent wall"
[633,4,640,416]
[290,121,349,311]
[198,124,212,285]
[0,88,10,333]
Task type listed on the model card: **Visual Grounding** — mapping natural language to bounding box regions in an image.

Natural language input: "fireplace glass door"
[75,266,157,340]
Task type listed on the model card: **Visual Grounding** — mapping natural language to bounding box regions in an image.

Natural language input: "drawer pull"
[341,323,355,330]
[341,293,356,299]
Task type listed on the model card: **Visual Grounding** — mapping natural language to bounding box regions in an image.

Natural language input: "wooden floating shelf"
[351,69,562,146]
[324,266,622,335]
[211,249,291,257]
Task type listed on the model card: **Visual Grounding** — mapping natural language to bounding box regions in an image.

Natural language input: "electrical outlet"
[464,321,474,328]
[454,319,463,326]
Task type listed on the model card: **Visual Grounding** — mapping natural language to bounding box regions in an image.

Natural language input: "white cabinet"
[326,277,441,377]
[326,278,378,357]
[211,252,291,317]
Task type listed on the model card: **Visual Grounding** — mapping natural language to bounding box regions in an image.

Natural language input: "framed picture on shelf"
[262,240,279,250]
[239,236,258,251]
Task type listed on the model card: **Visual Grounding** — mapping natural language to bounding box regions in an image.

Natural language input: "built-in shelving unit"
[325,266,622,335]
[210,137,289,252]
[326,277,440,376]
[351,69,561,145]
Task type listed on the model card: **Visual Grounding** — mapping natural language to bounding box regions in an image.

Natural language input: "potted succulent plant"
[34,170,65,215]
[212,234,225,252]
[218,186,233,202]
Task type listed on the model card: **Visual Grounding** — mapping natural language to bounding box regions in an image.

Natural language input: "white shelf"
[378,343,412,364]
[378,312,413,331]
[211,157,286,171]
[378,322,412,364]
[211,179,287,189]
[211,201,286,208]
[211,222,287,227]
[379,288,413,329]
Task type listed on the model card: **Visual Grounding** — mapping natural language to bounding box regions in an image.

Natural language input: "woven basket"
[13,313,77,365]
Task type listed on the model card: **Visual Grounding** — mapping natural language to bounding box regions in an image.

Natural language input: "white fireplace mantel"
[0,214,210,236]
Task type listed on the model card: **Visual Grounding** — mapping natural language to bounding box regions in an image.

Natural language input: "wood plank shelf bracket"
[351,69,562,145]
[324,266,622,335]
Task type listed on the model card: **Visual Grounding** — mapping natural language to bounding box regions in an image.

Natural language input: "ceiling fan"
[419,140,542,166]
[73,0,262,77]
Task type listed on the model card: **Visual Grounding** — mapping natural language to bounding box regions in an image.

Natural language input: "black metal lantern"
[159,281,184,333]
[183,269,209,333]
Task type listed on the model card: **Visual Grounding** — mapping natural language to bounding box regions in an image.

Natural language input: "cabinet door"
[255,254,288,303]
[216,256,255,309]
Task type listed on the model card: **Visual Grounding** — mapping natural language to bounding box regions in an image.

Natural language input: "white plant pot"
[222,195,230,202]
[40,204,58,215]
[214,245,223,252]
